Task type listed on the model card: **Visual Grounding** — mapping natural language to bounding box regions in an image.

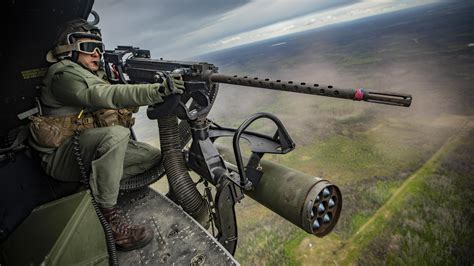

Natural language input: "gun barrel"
[209,73,412,107]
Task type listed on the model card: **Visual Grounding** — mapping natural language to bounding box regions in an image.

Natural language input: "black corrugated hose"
[118,83,218,193]
[72,130,119,266]
[119,120,191,192]
[158,115,209,226]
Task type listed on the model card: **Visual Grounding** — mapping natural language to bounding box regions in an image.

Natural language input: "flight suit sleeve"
[50,71,166,108]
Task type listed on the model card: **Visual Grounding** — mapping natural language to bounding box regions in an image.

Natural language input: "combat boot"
[100,206,154,251]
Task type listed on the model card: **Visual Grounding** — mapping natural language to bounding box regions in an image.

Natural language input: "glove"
[155,72,185,96]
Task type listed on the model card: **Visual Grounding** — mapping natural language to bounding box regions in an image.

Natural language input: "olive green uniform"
[31,59,167,208]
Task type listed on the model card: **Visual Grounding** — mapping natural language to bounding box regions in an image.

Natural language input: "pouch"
[94,109,120,127]
[94,108,136,128]
[117,108,136,128]
[29,116,75,148]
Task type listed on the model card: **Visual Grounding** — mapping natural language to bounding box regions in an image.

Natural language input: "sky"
[93,0,438,59]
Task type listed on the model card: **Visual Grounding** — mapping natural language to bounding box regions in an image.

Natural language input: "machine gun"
[104,46,412,255]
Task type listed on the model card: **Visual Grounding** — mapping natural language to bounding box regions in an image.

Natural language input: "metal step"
[117,188,239,265]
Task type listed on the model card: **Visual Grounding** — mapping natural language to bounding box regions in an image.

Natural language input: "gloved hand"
[155,72,185,96]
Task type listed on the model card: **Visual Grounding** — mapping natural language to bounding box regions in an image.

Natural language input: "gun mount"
[102,46,412,254]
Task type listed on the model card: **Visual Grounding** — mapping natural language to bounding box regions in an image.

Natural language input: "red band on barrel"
[354,88,364,101]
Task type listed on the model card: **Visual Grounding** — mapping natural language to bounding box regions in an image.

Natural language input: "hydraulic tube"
[218,146,342,237]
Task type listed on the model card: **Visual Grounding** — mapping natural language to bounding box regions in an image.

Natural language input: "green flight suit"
[31,59,167,208]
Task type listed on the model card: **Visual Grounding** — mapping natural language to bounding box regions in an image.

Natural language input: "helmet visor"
[76,40,105,55]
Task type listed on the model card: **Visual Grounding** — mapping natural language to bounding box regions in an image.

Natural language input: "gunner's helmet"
[46,18,103,63]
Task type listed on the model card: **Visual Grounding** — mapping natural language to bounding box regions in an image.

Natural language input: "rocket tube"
[218,146,342,237]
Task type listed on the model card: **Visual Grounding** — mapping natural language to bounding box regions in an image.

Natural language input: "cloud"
[197,0,439,54]
[220,37,242,45]
[93,0,251,53]
[92,0,437,59]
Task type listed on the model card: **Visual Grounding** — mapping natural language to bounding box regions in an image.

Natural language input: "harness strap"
[42,105,84,117]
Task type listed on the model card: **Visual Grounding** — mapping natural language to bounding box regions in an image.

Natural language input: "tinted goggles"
[75,40,105,55]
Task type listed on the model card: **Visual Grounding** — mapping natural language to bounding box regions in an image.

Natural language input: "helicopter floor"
[116,188,238,265]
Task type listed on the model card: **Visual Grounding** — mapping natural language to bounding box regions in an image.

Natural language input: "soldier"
[29,19,184,251]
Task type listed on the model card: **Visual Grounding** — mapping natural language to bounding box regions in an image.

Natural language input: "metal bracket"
[214,179,240,255]
[209,112,295,190]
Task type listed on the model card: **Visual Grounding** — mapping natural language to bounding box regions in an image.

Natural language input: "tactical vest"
[30,60,135,148]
